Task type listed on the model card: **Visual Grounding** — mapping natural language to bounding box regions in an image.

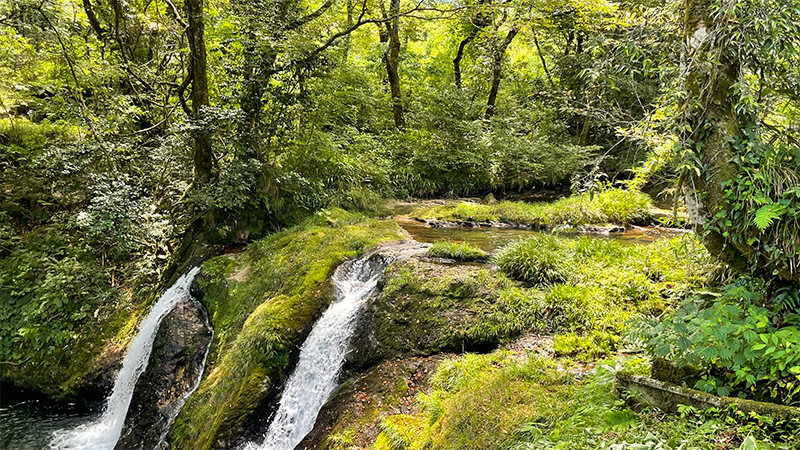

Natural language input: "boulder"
[115,297,213,450]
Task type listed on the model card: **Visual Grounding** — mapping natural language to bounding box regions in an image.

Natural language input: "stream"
[0,220,678,450]
[244,255,386,450]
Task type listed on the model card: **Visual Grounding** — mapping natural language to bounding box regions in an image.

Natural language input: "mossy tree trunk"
[186,0,213,184]
[681,0,798,283]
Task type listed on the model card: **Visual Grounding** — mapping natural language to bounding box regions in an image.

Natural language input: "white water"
[51,267,202,450]
[246,257,384,450]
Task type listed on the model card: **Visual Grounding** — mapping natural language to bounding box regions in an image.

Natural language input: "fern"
[753,204,785,231]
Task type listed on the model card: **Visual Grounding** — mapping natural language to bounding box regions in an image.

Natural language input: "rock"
[482,193,497,204]
[115,297,213,450]
[297,356,447,450]
[615,372,800,419]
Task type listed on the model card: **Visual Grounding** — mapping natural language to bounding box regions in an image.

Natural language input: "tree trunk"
[185,0,213,184]
[453,31,476,89]
[531,24,552,85]
[485,27,517,120]
[382,0,405,130]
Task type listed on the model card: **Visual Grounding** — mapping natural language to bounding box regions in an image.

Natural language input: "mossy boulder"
[298,356,447,450]
[347,260,546,369]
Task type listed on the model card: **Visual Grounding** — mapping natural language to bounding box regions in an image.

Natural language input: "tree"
[184,0,213,184]
[680,0,800,283]
[380,0,406,129]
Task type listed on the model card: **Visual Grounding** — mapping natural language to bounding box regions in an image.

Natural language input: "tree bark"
[485,27,517,120]
[185,0,213,184]
[531,24,552,85]
[453,30,476,89]
[382,0,405,130]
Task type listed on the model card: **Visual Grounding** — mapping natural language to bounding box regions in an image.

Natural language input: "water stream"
[244,256,385,450]
[49,267,201,450]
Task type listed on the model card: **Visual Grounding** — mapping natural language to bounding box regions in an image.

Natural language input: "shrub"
[633,277,800,403]
[427,241,488,262]
[494,235,573,284]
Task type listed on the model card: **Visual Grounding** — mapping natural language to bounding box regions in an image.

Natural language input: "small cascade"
[245,256,386,450]
[51,267,202,450]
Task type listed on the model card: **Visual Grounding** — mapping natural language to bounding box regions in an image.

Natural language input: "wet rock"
[115,297,213,450]
[297,356,446,450]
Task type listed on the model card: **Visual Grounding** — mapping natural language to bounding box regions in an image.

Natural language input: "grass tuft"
[427,241,488,261]
[494,235,572,284]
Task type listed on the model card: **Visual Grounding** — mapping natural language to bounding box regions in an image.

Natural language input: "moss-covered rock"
[346,261,546,368]
[298,356,447,450]
[167,209,406,450]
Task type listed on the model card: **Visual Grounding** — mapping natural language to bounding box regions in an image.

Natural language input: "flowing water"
[245,256,385,450]
[48,267,201,450]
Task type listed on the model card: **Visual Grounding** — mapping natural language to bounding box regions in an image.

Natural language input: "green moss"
[553,331,620,360]
[416,188,653,227]
[366,351,794,449]
[427,241,488,261]
[373,261,546,357]
[168,209,405,450]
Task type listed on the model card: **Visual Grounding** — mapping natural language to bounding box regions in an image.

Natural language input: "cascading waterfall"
[50,267,202,450]
[245,256,385,450]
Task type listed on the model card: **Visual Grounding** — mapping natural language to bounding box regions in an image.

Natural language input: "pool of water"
[397,217,680,253]
[0,383,95,450]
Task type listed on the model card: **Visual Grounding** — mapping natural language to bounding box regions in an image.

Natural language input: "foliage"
[417,188,653,226]
[634,277,800,404]
[705,131,800,278]
[427,241,488,262]
[367,352,794,449]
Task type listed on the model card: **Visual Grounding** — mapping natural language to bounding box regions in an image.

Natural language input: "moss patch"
[167,209,405,450]
[371,261,545,357]
[299,356,446,450]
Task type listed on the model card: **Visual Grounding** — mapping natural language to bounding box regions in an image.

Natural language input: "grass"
[167,209,405,450]
[427,241,488,261]
[375,234,715,362]
[368,351,796,449]
[415,188,653,226]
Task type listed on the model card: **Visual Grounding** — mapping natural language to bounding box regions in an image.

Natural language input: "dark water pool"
[0,383,95,450]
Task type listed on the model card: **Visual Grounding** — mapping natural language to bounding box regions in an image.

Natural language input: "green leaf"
[753,204,785,231]
[739,435,758,450]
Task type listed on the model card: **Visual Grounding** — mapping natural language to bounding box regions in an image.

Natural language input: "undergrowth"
[377,234,713,361]
[416,188,653,226]
[370,352,797,449]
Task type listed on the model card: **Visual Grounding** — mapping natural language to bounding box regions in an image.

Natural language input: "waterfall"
[50,267,202,450]
[245,256,385,450]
